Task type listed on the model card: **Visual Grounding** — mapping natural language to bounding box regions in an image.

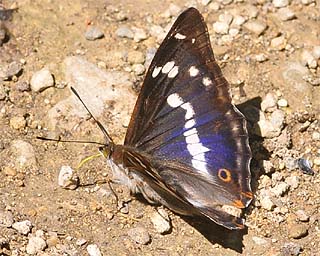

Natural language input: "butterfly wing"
[123,8,252,229]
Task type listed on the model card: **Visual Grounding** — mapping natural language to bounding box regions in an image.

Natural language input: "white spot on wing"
[184,119,196,129]
[174,33,186,40]
[181,102,195,119]
[183,128,197,137]
[192,159,208,173]
[192,38,195,44]
[168,66,179,78]
[187,143,210,156]
[189,66,199,77]
[202,77,212,86]
[167,93,183,108]
[152,66,161,78]
[162,61,175,74]
[185,133,200,144]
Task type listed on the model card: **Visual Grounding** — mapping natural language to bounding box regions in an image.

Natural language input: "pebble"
[231,15,246,27]
[87,244,102,256]
[229,28,239,37]
[270,109,285,130]
[281,242,302,256]
[76,238,87,246]
[260,196,275,210]
[285,176,299,189]
[252,236,269,245]
[115,26,134,39]
[219,13,233,25]
[277,7,296,21]
[163,3,181,18]
[288,223,308,239]
[6,61,23,78]
[277,98,288,107]
[0,24,7,46]
[0,210,14,227]
[9,115,26,130]
[149,25,166,42]
[3,166,17,176]
[254,53,268,62]
[127,227,151,245]
[271,182,289,196]
[243,20,267,36]
[213,21,229,34]
[26,236,47,255]
[0,84,6,100]
[9,140,38,171]
[246,5,259,18]
[127,51,145,64]
[312,45,320,59]
[255,119,281,138]
[301,0,315,4]
[261,93,277,112]
[132,64,145,76]
[270,36,287,50]
[273,0,289,8]
[295,210,309,222]
[85,26,104,41]
[30,68,54,92]
[132,27,148,42]
[58,166,79,190]
[314,157,320,166]
[300,49,317,68]
[12,220,32,235]
[150,210,171,234]
[16,81,30,91]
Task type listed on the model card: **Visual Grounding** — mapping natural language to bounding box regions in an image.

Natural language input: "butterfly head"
[98,142,114,159]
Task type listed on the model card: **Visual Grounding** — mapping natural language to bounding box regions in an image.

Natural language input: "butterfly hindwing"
[123,8,252,229]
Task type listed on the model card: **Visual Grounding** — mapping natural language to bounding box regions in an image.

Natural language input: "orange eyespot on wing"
[218,168,232,183]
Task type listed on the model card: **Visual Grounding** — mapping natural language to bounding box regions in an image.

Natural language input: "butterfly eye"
[218,168,232,183]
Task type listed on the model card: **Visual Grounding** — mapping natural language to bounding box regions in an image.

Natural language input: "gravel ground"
[0,0,319,255]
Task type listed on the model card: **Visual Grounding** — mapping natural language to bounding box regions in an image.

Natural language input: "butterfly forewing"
[123,8,252,229]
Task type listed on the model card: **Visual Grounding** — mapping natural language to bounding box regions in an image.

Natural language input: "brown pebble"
[288,223,308,239]
[3,166,17,176]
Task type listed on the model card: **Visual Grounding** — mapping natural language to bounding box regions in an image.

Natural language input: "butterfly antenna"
[70,87,113,144]
[36,136,107,146]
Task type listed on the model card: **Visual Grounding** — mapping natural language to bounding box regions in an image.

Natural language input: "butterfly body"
[100,7,252,230]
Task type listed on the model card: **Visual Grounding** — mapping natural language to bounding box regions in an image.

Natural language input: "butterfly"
[82,7,252,230]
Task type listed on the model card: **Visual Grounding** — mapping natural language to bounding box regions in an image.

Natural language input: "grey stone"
[277,7,296,21]
[288,223,308,239]
[16,81,30,91]
[261,93,277,112]
[132,64,145,76]
[150,209,171,234]
[270,109,285,130]
[6,61,23,78]
[87,244,102,256]
[12,220,32,235]
[295,210,309,222]
[243,20,267,35]
[301,49,317,68]
[10,115,26,130]
[271,182,289,196]
[132,27,148,42]
[260,196,275,210]
[30,68,54,92]
[270,36,287,50]
[128,227,151,245]
[254,119,282,138]
[26,236,47,255]
[281,242,302,256]
[0,210,14,227]
[85,26,104,41]
[58,166,79,190]
[115,26,134,39]
[273,0,289,8]
[219,13,233,25]
[213,21,229,34]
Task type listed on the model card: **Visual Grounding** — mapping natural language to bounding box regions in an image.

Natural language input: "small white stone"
[271,182,289,197]
[231,15,246,27]
[301,49,317,68]
[151,210,171,234]
[12,220,32,235]
[277,7,296,21]
[260,196,275,210]
[270,36,287,50]
[218,13,233,25]
[58,166,79,190]
[26,236,47,255]
[261,93,277,112]
[273,0,289,8]
[30,68,54,92]
[277,98,288,107]
[301,0,315,5]
[243,20,267,36]
[255,53,268,62]
[213,21,229,34]
[229,28,239,37]
[87,244,102,256]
